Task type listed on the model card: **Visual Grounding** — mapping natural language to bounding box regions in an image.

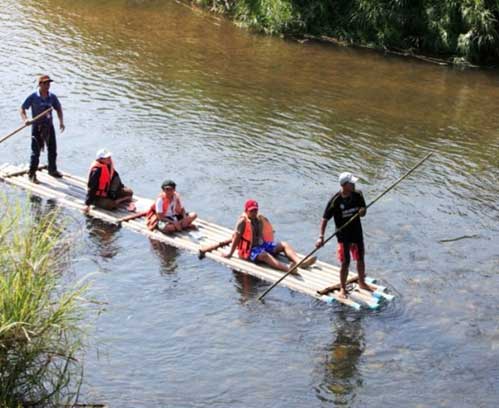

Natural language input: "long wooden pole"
[117,211,148,224]
[0,107,53,145]
[258,151,434,302]
[198,238,232,259]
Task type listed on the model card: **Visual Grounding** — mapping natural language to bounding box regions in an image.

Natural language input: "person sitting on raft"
[146,179,197,233]
[223,199,316,273]
[83,149,133,213]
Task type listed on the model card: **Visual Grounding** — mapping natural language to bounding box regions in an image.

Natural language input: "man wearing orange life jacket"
[223,199,316,273]
[151,179,197,234]
[83,149,133,213]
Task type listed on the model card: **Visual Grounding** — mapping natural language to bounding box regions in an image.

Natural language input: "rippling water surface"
[1,0,498,406]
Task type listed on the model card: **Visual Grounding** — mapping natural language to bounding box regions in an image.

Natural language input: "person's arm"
[315,218,328,248]
[85,168,100,207]
[155,197,165,220]
[52,95,65,132]
[176,194,186,217]
[358,191,367,217]
[223,232,241,258]
[20,95,32,125]
[224,219,245,258]
[316,196,336,247]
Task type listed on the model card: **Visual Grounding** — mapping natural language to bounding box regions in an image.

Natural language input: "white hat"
[339,172,359,186]
[96,148,112,160]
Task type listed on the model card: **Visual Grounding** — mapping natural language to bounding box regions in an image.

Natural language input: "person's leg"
[94,198,118,210]
[46,126,58,174]
[354,242,375,291]
[256,251,289,272]
[274,241,300,264]
[160,220,183,233]
[274,241,316,269]
[29,132,41,180]
[338,242,351,299]
[180,212,198,229]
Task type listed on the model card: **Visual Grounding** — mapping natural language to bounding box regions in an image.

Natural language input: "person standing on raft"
[20,74,65,183]
[316,172,374,298]
[223,199,316,273]
[83,149,133,213]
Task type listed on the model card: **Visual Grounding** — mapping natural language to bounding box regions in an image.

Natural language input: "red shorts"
[337,242,363,263]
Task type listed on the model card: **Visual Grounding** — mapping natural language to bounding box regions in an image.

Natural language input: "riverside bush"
[0,199,86,407]
[194,0,499,64]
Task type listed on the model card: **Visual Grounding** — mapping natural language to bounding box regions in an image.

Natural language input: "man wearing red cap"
[20,74,65,183]
[223,199,316,272]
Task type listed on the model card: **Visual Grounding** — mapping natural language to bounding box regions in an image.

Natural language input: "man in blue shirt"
[20,74,65,183]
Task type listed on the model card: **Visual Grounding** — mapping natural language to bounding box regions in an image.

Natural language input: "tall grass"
[193,0,499,64]
[0,198,87,407]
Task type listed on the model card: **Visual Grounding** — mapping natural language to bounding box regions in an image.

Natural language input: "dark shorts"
[249,241,278,262]
[337,241,364,264]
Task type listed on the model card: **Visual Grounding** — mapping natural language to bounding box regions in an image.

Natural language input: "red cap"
[244,199,259,212]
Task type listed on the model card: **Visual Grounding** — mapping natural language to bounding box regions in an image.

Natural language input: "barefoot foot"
[337,288,348,299]
[358,282,376,292]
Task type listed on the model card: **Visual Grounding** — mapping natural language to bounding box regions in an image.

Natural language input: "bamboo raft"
[0,164,394,310]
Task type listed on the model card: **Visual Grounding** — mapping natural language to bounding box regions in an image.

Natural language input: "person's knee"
[276,241,287,252]
[189,212,197,220]
[256,252,271,263]
[341,260,350,269]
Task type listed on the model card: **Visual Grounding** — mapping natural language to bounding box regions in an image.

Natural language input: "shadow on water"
[29,194,58,223]
[232,270,269,304]
[148,239,179,275]
[316,310,365,406]
[84,217,121,260]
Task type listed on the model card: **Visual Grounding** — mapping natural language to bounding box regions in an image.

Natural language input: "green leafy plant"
[0,197,88,407]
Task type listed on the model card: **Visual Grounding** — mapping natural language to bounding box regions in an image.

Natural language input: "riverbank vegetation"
[194,0,499,65]
[0,199,87,407]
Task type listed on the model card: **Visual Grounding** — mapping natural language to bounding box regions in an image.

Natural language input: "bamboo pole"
[198,238,232,259]
[258,152,434,302]
[117,211,148,224]
[0,107,53,145]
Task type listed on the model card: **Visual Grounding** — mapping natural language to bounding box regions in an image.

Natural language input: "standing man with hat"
[20,74,65,183]
[315,172,373,298]
[83,149,133,213]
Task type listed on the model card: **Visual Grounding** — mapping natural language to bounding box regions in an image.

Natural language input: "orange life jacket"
[89,160,114,198]
[146,191,183,231]
[157,191,183,218]
[237,213,274,260]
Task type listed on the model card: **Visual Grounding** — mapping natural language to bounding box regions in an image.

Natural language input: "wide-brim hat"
[37,74,54,84]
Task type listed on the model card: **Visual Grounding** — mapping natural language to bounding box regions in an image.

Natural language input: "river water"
[1,0,498,406]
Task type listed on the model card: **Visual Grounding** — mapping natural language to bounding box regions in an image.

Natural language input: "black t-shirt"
[323,190,366,243]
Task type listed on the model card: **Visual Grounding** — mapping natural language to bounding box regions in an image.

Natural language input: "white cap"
[96,148,112,160]
[339,172,359,186]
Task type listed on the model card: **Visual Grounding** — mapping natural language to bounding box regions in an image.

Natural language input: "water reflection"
[85,217,121,260]
[232,271,267,304]
[149,239,179,275]
[318,311,365,405]
[29,194,58,223]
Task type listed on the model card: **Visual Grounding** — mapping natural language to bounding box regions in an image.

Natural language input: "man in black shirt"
[315,172,373,298]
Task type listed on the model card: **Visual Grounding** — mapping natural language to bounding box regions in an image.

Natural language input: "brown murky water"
[1,0,498,406]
